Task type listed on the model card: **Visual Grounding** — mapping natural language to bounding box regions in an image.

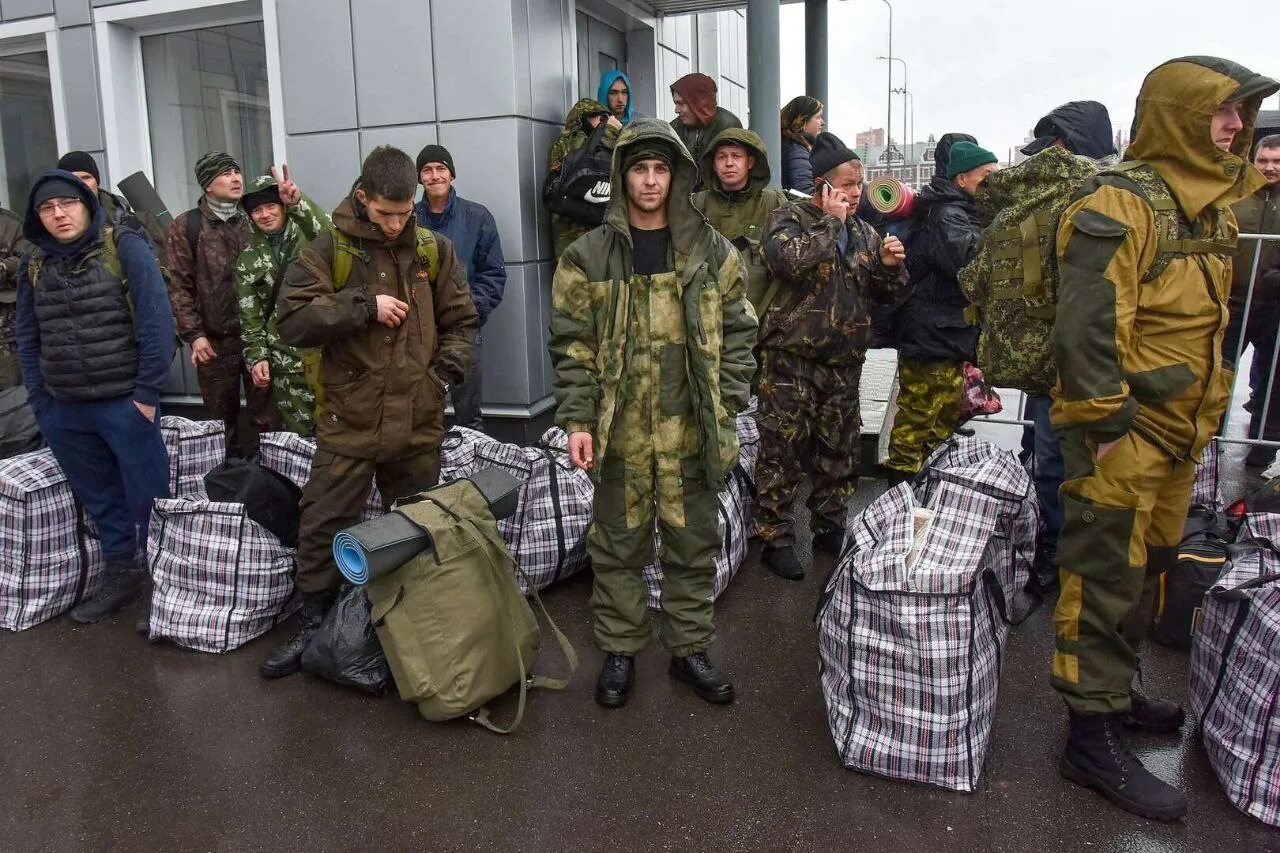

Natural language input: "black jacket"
[895,176,981,361]
[781,137,813,192]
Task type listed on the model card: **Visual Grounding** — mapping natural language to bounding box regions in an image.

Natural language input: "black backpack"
[542,121,613,227]
[203,456,303,547]
[0,386,43,459]
[1153,505,1237,650]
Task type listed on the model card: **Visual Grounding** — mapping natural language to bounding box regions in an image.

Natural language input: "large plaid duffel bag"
[816,436,1037,792]
[737,399,760,483]
[258,432,383,522]
[160,416,225,498]
[1189,512,1280,827]
[0,449,103,630]
[1190,439,1223,510]
[146,498,298,653]
[644,464,753,610]
[439,427,593,594]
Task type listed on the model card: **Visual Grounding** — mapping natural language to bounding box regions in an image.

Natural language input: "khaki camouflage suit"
[235,176,331,434]
[549,119,756,656]
[0,207,29,389]
[758,197,909,547]
[1050,57,1279,714]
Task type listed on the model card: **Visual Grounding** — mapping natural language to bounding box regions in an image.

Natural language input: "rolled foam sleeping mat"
[867,176,916,220]
[333,512,431,586]
[117,171,176,231]
[332,467,523,585]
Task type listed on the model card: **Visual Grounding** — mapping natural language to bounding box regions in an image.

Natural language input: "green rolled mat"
[868,176,916,219]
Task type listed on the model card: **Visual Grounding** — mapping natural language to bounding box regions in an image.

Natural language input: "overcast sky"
[779,0,1280,162]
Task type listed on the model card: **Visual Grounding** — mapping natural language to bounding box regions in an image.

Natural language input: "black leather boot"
[812,529,845,556]
[594,653,635,708]
[669,651,735,704]
[763,544,805,581]
[70,555,145,624]
[1059,711,1187,821]
[1124,692,1186,734]
[259,591,333,680]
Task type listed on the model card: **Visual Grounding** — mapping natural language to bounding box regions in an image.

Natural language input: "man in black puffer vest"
[15,171,174,623]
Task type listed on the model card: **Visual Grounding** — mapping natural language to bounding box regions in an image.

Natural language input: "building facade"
[0,0,749,438]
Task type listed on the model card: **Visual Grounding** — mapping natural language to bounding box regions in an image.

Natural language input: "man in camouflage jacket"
[235,168,331,434]
[549,118,756,708]
[547,98,620,258]
[759,133,908,581]
[0,206,28,390]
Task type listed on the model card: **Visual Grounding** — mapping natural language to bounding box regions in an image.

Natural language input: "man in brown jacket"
[259,146,477,679]
[0,206,27,389]
[166,151,272,454]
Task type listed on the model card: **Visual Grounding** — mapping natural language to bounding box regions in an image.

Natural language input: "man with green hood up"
[1049,56,1279,822]
[234,165,331,434]
[546,98,621,258]
[549,118,757,709]
[693,128,789,321]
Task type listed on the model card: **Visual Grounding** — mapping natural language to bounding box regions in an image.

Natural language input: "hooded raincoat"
[597,69,634,124]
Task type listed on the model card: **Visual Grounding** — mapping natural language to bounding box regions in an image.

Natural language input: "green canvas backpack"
[365,477,577,734]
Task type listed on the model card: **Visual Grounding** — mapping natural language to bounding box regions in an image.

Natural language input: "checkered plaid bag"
[0,449,104,631]
[644,465,753,609]
[1190,440,1223,510]
[737,398,760,482]
[439,427,593,594]
[1188,513,1280,827]
[258,432,383,522]
[816,436,1037,792]
[160,416,225,498]
[146,497,298,653]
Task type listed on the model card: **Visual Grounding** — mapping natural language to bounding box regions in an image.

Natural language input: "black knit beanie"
[416,144,455,178]
[56,151,100,183]
[808,132,859,179]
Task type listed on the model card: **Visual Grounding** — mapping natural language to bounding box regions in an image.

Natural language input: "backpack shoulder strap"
[100,225,124,282]
[414,226,440,281]
[184,208,202,259]
[331,229,365,291]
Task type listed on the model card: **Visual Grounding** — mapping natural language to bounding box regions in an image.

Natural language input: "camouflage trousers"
[269,362,315,436]
[1051,428,1195,714]
[755,348,863,547]
[885,357,965,475]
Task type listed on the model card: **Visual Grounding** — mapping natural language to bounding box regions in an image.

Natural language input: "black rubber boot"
[812,529,845,556]
[594,653,635,708]
[669,651,735,704]
[1059,711,1188,821]
[70,556,145,624]
[1124,692,1186,734]
[259,591,333,680]
[763,544,805,581]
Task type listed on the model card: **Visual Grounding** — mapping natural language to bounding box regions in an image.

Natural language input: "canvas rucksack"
[959,150,1234,396]
[302,226,441,413]
[364,476,577,734]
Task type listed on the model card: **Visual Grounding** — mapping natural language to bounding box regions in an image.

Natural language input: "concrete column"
[804,0,827,117]
[746,0,781,180]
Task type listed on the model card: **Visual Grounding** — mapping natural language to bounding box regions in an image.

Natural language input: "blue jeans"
[36,395,170,560]
[449,330,484,431]
[1025,395,1064,564]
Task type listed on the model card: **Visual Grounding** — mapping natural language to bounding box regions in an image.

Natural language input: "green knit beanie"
[946,141,998,179]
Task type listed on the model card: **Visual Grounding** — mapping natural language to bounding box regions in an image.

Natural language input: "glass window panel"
[142,22,273,215]
[0,51,56,211]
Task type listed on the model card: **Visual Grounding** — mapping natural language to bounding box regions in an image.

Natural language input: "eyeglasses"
[36,198,83,216]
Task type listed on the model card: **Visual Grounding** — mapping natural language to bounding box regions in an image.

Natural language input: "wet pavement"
[3,471,1279,853]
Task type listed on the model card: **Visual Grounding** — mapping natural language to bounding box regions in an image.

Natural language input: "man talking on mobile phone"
[757,132,910,581]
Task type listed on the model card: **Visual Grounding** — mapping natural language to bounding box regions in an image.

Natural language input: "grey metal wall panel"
[1,0,54,20]
[358,124,436,168]
[90,0,134,5]
[478,262,535,405]
[351,0,433,127]
[432,0,515,121]
[277,0,357,134]
[54,0,89,26]
[533,260,554,400]
[284,131,360,214]
[438,118,524,263]
[523,0,571,125]
[528,120,558,263]
[57,26,104,151]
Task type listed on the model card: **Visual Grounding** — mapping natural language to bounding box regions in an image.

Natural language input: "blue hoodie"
[597,69,634,125]
[16,169,175,406]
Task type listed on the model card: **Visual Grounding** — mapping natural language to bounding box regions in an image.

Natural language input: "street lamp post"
[880,0,892,160]
[878,55,908,162]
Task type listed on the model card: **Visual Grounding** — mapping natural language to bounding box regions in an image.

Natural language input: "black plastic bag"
[204,455,302,546]
[0,386,43,459]
[301,585,392,696]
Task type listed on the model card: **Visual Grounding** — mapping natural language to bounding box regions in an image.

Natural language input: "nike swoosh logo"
[583,188,611,203]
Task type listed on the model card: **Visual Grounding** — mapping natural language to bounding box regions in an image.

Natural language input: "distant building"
[856,128,885,148]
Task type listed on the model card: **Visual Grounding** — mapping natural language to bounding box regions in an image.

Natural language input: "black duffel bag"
[203,455,303,547]
[1153,505,1234,650]
[542,120,612,226]
[0,386,43,459]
